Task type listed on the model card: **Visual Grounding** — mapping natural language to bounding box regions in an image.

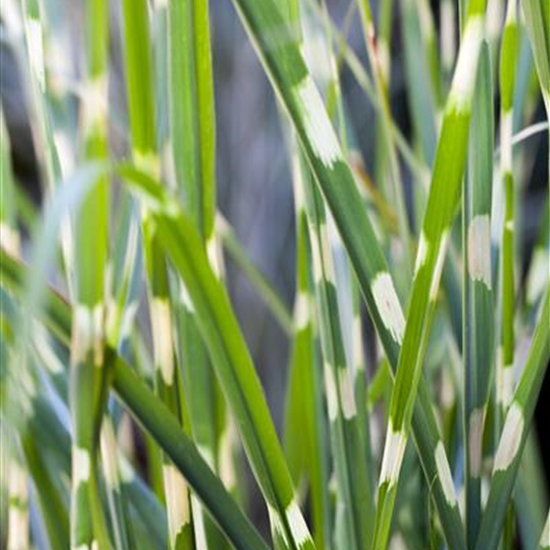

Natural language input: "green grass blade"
[497,0,519,413]
[463,41,494,547]
[69,0,111,545]
[475,292,550,550]
[297,149,374,549]
[111,357,272,550]
[120,0,195,545]
[284,154,330,548]
[224,0,465,545]
[168,4,235,545]
[372,2,489,547]
[0,248,272,550]
[118,164,315,549]
[521,0,550,113]
[231,0,402,400]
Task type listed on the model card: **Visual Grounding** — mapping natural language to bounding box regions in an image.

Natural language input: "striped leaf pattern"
[1,0,549,549]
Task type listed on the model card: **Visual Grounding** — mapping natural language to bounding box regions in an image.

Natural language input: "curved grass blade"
[122,167,316,549]
[0,248,272,550]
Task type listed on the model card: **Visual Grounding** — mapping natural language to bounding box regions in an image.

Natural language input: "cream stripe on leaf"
[7,459,29,550]
[540,510,550,549]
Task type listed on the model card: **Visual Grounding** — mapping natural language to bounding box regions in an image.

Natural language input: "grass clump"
[0,0,549,549]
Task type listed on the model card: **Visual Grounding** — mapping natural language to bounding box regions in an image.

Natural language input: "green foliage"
[1,0,549,549]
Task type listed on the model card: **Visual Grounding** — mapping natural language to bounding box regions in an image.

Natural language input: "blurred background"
[1,0,548,536]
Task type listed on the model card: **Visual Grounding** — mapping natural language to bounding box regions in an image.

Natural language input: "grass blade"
[463,41,494,547]
[120,0,195,545]
[0,248,272,550]
[118,165,316,549]
[497,0,519,412]
[521,0,550,113]
[111,358,272,550]
[167,1,232,545]
[225,0,465,545]
[372,2,488,546]
[69,0,111,545]
[297,150,374,549]
[475,292,550,550]
[284,155,330,548]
